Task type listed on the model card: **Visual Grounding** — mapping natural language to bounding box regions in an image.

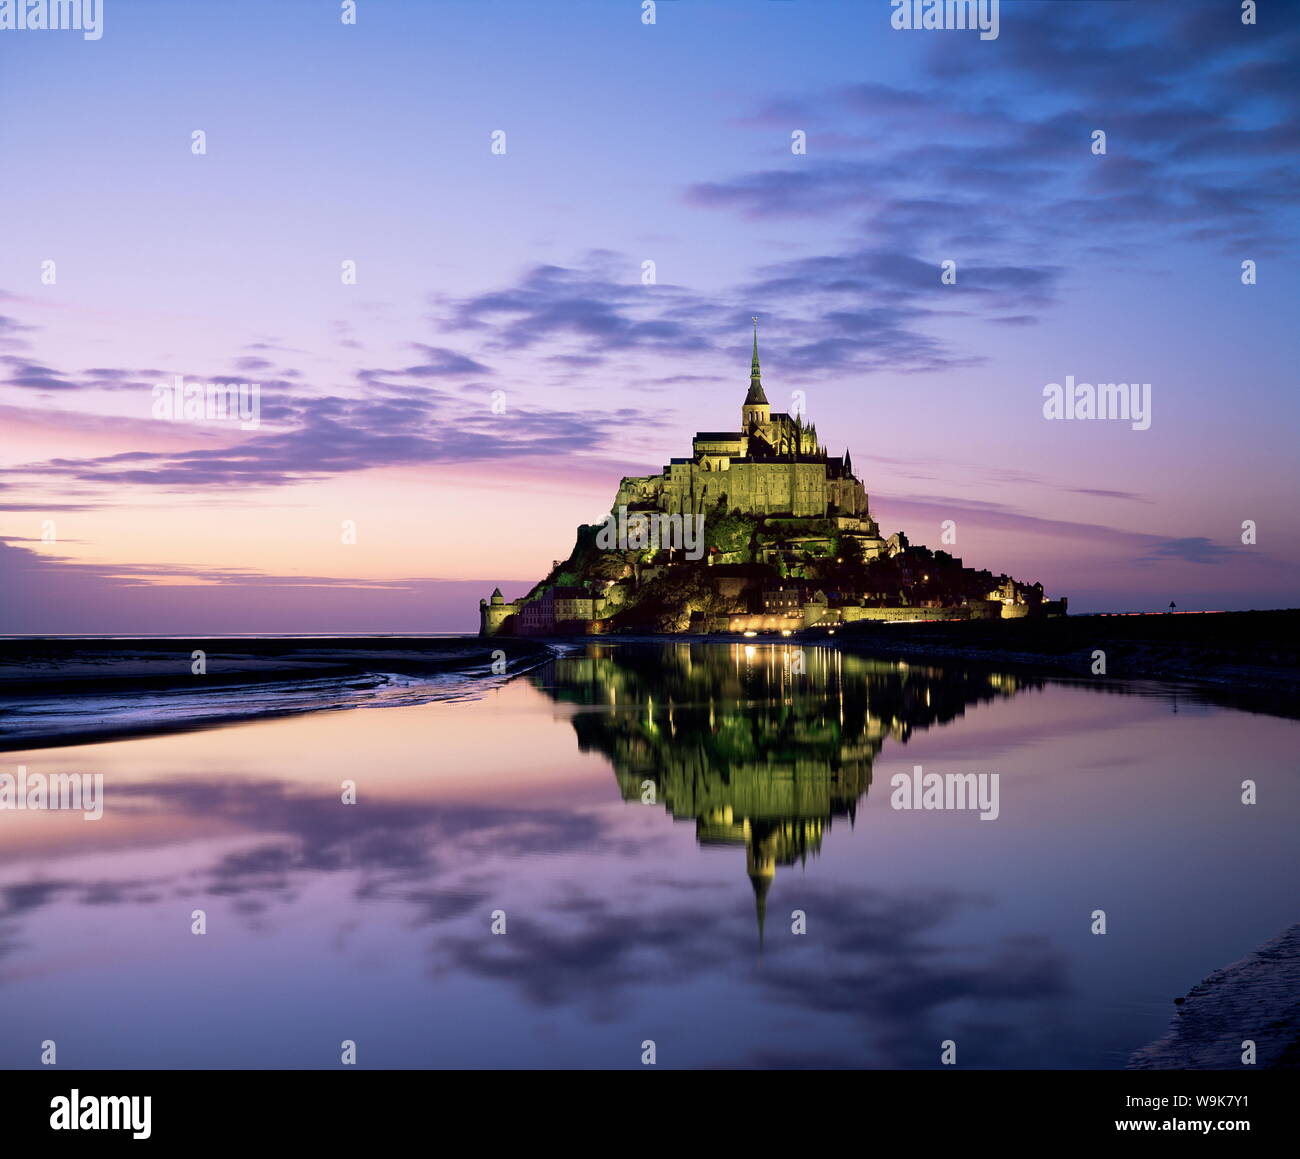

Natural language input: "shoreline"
[515,610,1300,719]
[3,613,1296,747]
[0,637,559,751]
[1128,925,1300,1070]
[816,637,1300,721]
[809,609,1300,720]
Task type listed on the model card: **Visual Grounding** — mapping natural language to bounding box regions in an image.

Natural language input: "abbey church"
[614,322,883,556]
[481,324,1063,636]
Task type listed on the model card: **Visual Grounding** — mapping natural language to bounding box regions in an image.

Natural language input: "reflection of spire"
[746,823,776,950]
[750,871,770,951]
[748,857,764,945]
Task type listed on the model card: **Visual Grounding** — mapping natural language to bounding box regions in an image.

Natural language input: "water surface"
[1,643,1295,1069]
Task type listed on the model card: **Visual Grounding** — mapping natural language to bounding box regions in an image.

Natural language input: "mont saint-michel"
[482,324,1065,637]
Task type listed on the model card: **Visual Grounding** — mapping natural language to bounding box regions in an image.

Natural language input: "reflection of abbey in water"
[533,643,1033,938]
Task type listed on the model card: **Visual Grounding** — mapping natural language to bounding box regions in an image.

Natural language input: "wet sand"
[0,636,556,749]
[1128,925,1300,1069]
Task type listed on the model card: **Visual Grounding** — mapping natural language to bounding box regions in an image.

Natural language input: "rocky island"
[482,324,1065,637]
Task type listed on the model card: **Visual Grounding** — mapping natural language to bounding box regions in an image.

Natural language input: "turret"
[480,587,513,636]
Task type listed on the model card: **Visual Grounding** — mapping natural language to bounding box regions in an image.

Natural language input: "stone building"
[512,586,605,633]
[613,322,882,543]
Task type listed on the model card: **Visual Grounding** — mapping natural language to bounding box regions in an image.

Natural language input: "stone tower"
[479,587,511,636]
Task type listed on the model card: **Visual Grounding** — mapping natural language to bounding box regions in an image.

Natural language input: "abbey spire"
[742,316,770,428]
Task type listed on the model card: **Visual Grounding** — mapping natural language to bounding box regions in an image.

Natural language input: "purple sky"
[1,0,1297,632]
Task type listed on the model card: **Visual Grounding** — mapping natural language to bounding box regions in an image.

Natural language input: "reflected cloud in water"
[1,643,1294,1068]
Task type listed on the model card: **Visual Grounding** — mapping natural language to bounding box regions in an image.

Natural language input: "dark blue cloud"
[682,0,1300,356]
[1139,537,1236,566]
[12,383,659,489]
